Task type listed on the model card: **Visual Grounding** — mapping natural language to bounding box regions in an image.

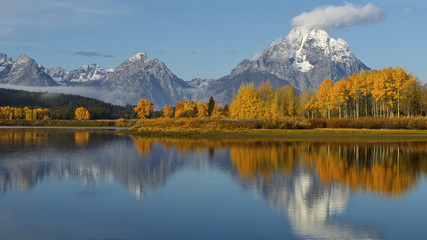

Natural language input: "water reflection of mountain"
[227,141,426,239]
[0,129,187,197]
[1,130,427,238]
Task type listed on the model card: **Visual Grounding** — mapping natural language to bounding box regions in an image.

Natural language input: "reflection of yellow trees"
[230,142,304,179]
[131,136,153,157]
[128,137,427,197]
[0,129,46,147]
[74,131,90,147]
[310,143,426,197]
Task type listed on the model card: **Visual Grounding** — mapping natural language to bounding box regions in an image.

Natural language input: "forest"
[131,67,426,131]
[0,88,136,119]
[149,67,426,120]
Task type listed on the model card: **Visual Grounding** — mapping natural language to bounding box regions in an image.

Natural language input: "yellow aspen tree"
[75,107,90,120]
[196,101,208,118]
[283,85,296,117]
[391,67,415,116]
[383,67,396,116]
[348,73,364,118]
[211,104,223,118]
[258,80,273,101]
[230,82,265,119]
[371,70,388,117]
[401,78,421,116]
[366,70,379,116]
[174,100,185,118]
[332,78,349,119]
[162,104,173,118]
[24,107,33,120]
[316,79,334,119]
[357,70,371,116]
[134,98,154,119]
[182,100,197,117]
[14,107,24,119]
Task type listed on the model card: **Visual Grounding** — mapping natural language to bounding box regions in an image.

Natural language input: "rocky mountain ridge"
[0,27,370,106]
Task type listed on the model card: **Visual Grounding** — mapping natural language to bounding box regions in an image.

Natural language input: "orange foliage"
[75,107,90,120]
[134,99,154,119]
[75,131,90,147]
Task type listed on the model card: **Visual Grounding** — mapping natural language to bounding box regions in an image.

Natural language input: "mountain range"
[0,27,369,107]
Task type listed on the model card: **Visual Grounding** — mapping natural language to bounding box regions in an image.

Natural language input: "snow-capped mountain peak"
[14,55,32,66]
[207,27,369,104]
[128,52,149,62]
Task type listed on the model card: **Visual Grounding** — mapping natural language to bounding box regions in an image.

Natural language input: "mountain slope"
[5,55,59,86]
[100,53,192,107]
[206,27,369,104]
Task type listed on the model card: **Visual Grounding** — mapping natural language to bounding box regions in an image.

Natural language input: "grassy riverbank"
[0,119,136,128]
[2,117,426,141]
[130,118,427,141]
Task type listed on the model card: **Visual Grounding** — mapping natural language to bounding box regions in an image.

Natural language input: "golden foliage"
[134,98,154,119]
[75,107,90,120]
[230,82,265,119]
[162,105,173,118]
[0,106,51,120]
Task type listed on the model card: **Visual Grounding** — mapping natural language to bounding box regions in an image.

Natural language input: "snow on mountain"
[4,55,59,86]
[100,53,192,107]
[48,67,67,84]
[59,64,106,86]
[0,53,13,81]
[0,27,370,106]
[188,78,213,90]
[205,27,369,104]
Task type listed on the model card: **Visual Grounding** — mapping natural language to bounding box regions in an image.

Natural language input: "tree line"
[0,106,91,121]
[135,67,426,120]
[0,88,136,119]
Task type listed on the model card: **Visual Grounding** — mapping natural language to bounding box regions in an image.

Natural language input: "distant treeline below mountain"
[0,88,136,119]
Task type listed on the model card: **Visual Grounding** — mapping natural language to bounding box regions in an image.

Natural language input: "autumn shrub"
[308,118,327,128]
[325,118,350,128]
[407,117,427,130]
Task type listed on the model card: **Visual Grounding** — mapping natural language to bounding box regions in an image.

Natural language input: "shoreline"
[1,119,426,141]
[128,128,427,141]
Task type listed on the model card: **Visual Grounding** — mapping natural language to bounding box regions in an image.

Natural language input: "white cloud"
[251,52,262,61]
[292,3,384,30]
[403,7,414,13]
[0,84,104,101]
[185,50,197,54]
[0,28,14,36]
[0,0,128,27]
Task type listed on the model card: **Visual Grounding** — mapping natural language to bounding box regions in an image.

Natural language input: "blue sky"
[0,0,426,82]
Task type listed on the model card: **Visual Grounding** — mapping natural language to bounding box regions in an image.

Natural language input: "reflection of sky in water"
[0,128,426,239]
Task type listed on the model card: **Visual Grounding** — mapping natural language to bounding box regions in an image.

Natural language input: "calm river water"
[0,128,426,240]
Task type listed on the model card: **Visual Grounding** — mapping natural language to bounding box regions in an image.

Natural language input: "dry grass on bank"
[0,119,137,127]
[132,117,427,134]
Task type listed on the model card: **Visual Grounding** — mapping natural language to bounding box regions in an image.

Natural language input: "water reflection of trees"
[1,132,426,238]
[74,131,90,147]
[228,141,427,197]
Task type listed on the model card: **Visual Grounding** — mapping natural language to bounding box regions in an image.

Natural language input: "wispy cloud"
[40,0,116,15]
[251,52,262,61]
[186,50,197,54]
[403,7,414,13]
[0,0,128,27]
[292,3,384,30]
[74,51,114,58]
[0,28,14,36]
[0,40,43,48]
[154,50,167,54]
[0,84,104,101]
